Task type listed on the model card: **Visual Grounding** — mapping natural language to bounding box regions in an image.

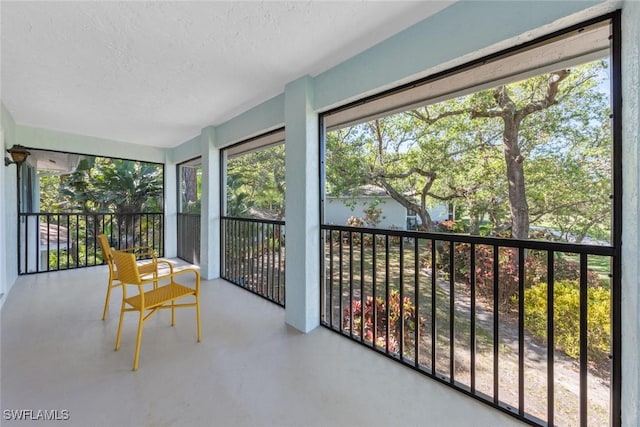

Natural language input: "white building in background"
[324,185,448,230]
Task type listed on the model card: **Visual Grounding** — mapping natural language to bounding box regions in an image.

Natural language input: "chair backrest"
[112,250,142,285]
[97,234,114,264]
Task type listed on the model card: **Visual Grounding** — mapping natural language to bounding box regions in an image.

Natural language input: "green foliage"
[58,157,98,212]
[363,205,383,228]
[226,173,250,217]
[39,156,164,250]
[51,156,163,214]
[525,250,605,288]
[39,175,64,212]
[226,144,285,219]
[46,245,100,270]
[438,245,605,313]
[523,280,610,365]
[90,158,163,213]
[325,128,370,197]
[432,244,521,312]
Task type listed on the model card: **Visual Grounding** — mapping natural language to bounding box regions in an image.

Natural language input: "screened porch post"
[621,3,640,425]
[200,126,220,280]
[284,75,320,333]
[164,156,178,259]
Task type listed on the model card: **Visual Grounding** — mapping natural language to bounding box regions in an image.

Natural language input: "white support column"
[200,126,221,280]
[164,156,178,259]
[284,76,320,333]
[621,3,640,426]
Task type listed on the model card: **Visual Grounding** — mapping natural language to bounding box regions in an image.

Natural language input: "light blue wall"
[324,197,449,230]
[2,104,17,148]
[15,125,165,163]
[324,197,407,230]
[1,103,18,308]
[170,134,201,165]
[313,0,606,112]
[215,94,285,149]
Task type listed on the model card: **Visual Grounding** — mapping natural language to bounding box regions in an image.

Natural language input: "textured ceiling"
[1,1,454,148]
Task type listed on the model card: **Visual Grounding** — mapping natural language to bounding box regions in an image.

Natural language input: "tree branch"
[408,108,469,125]
[378,167,436,181]
[517,70,570,119]
[376,177,422,213]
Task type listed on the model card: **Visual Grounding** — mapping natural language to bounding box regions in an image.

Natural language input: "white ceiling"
[1,1,454,148]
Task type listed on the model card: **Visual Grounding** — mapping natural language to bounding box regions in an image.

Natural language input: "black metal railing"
[19,212,164,274]
[221,217,285,307]
[321,224,617,427]
[177,213,201,265]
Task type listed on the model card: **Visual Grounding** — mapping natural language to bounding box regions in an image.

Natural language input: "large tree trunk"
[471,72,568,240]
[502,118,529,240]
[418,209,433,231]
[469,212,481,235]
[182,166,198,211]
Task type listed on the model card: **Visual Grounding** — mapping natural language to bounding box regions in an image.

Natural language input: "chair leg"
[102,279,113,320]
[115,301,125,351]
[133,311,144,371]
[171,299,175,326]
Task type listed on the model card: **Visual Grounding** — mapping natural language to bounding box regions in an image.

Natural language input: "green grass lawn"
[562,252,611,283]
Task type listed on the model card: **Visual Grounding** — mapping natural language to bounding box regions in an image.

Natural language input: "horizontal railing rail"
[177,213,201,265]
[221,216,285,307]
[321,224,616,427]
[19,212,164,275]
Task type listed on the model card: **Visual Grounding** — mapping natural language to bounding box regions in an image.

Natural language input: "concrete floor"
[1,261,523,426]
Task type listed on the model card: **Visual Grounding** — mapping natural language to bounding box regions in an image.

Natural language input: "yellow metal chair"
[112,249,201,371]
[97,233,174,320]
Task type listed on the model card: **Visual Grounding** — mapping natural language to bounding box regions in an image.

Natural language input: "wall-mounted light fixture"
[5,144,32,273]
[4,144,31,166]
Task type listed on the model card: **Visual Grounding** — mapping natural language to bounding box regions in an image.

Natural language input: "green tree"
[226,144,285,219]
[326,59,611,241]
[91,159,163,246]
[90,158,163,214]
[39,175,64,212]
[48,156,163,248]
[58,157,102,213]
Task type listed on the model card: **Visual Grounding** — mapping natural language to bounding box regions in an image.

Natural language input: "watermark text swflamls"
[3,409,70,421]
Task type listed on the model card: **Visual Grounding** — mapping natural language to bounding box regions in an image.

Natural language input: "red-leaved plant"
[343,290,424,353]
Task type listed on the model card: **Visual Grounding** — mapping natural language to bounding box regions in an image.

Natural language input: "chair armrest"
[120,245,158,257]
[139,267,200,290]
[168,268,200,291]
[119,246,161,262]
[156,259,175,274]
